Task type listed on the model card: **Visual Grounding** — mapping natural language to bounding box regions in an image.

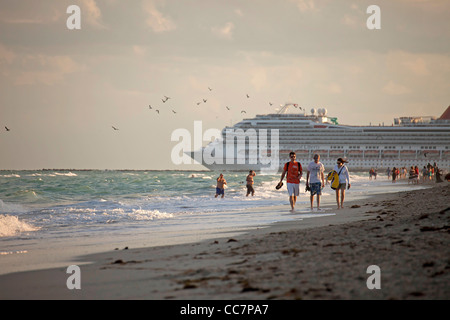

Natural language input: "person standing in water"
[246,170,256,196]
[215,173,227,198]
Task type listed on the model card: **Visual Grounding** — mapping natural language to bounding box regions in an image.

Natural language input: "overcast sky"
[0,0,449,170]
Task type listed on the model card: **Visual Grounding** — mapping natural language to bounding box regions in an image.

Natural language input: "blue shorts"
[310,182,322,196]
[216,187,224,195]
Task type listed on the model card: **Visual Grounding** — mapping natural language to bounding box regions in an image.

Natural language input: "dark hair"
[289,151,296,156]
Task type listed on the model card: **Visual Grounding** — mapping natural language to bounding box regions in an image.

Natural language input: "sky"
[0,0,449,170]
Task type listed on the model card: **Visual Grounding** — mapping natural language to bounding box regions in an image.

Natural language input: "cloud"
[212,22,235,40]
[143,0,176,33]
[250,67,268,91]
[80,0,107,29]
[382,80,411,95]
[132,45,147,56]
[0,44,16,65]
[13,55,82,86]
[289,0,317,12]
[234,9,244,17]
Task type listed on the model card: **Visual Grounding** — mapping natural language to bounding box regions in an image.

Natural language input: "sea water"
[0,169,429,274]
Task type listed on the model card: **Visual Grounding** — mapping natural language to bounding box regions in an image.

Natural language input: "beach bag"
[327,171,340,190]
[327,167,344,190]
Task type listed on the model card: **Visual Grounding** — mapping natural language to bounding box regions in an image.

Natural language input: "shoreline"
[1,183,448,299]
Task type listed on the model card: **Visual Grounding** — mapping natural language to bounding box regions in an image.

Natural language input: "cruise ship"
[189,104,450,172]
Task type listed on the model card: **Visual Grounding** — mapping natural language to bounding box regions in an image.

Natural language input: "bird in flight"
[156,110,160,114]
[172,110,177,114]
[5,126,10,131]
[208,87,212,91]
[203,99,207,103]
[269,102,273,106]
[241,110,246,114]
[246,94,250,98]
[112,126,119,131]
[149,105,152,109]
[196,102,201,106]
[226,106,230,110]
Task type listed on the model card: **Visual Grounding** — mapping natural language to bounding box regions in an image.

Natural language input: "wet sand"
[0,183,448,300]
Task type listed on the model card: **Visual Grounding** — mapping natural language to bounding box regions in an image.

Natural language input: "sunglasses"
[290,155,296,158]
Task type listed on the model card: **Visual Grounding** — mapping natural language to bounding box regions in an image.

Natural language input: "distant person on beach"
[408,166,416,184]
[279,151,303,212]
[392,167,398,183]
[435,167,443,183]
[414,166,419,184]
[306,154,325,211]
[334,158,350,209]
[215,173,227,198]
[369,168,376,180]
[422,166,428,183]
[246,170,256,196]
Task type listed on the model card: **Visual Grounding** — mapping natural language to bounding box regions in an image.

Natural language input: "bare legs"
[289,195,297,212]
[310,195,321,210]
[335,188,345,209]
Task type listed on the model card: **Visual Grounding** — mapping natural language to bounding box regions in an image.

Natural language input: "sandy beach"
[0,183,449,300]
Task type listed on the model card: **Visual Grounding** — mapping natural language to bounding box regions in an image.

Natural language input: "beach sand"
[0,183,448,300]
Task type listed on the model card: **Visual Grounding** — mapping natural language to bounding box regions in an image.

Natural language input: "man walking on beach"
[246,170,256,196]
[306,154,325,211]
[279,152,302,212]
[215,173,227,198]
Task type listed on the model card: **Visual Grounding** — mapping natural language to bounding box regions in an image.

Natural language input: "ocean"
[0,169,429,274]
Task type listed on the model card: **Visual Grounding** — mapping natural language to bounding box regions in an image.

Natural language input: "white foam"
[1,174,20,178]
[0,214,39,237]
[54,172,78,177]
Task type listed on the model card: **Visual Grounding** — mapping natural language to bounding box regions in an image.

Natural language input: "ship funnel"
[311,108,316,115]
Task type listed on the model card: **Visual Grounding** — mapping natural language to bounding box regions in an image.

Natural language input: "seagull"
[5,126,10,131]
[241,110,246,114]
[156,110,160,114]
[164,95,171,100]
[246,94,250,98]
[112,126,119,131]
[203,99,207,103]
[269,102,273,106]
[172,110,177,114]
[226,106,230,110]
[208,87,212,91]
[196,102,201,106]
[162,98,168,103]
[148,105,152,109]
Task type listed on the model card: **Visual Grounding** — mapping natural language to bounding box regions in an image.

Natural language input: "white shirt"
[334,164,350,184]
[307,161,325,184]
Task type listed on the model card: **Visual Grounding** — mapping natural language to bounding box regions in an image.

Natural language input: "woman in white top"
[334,158,351,209]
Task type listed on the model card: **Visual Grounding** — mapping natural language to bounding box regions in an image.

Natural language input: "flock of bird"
[110,86,275,131]
[2,89,292,134]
